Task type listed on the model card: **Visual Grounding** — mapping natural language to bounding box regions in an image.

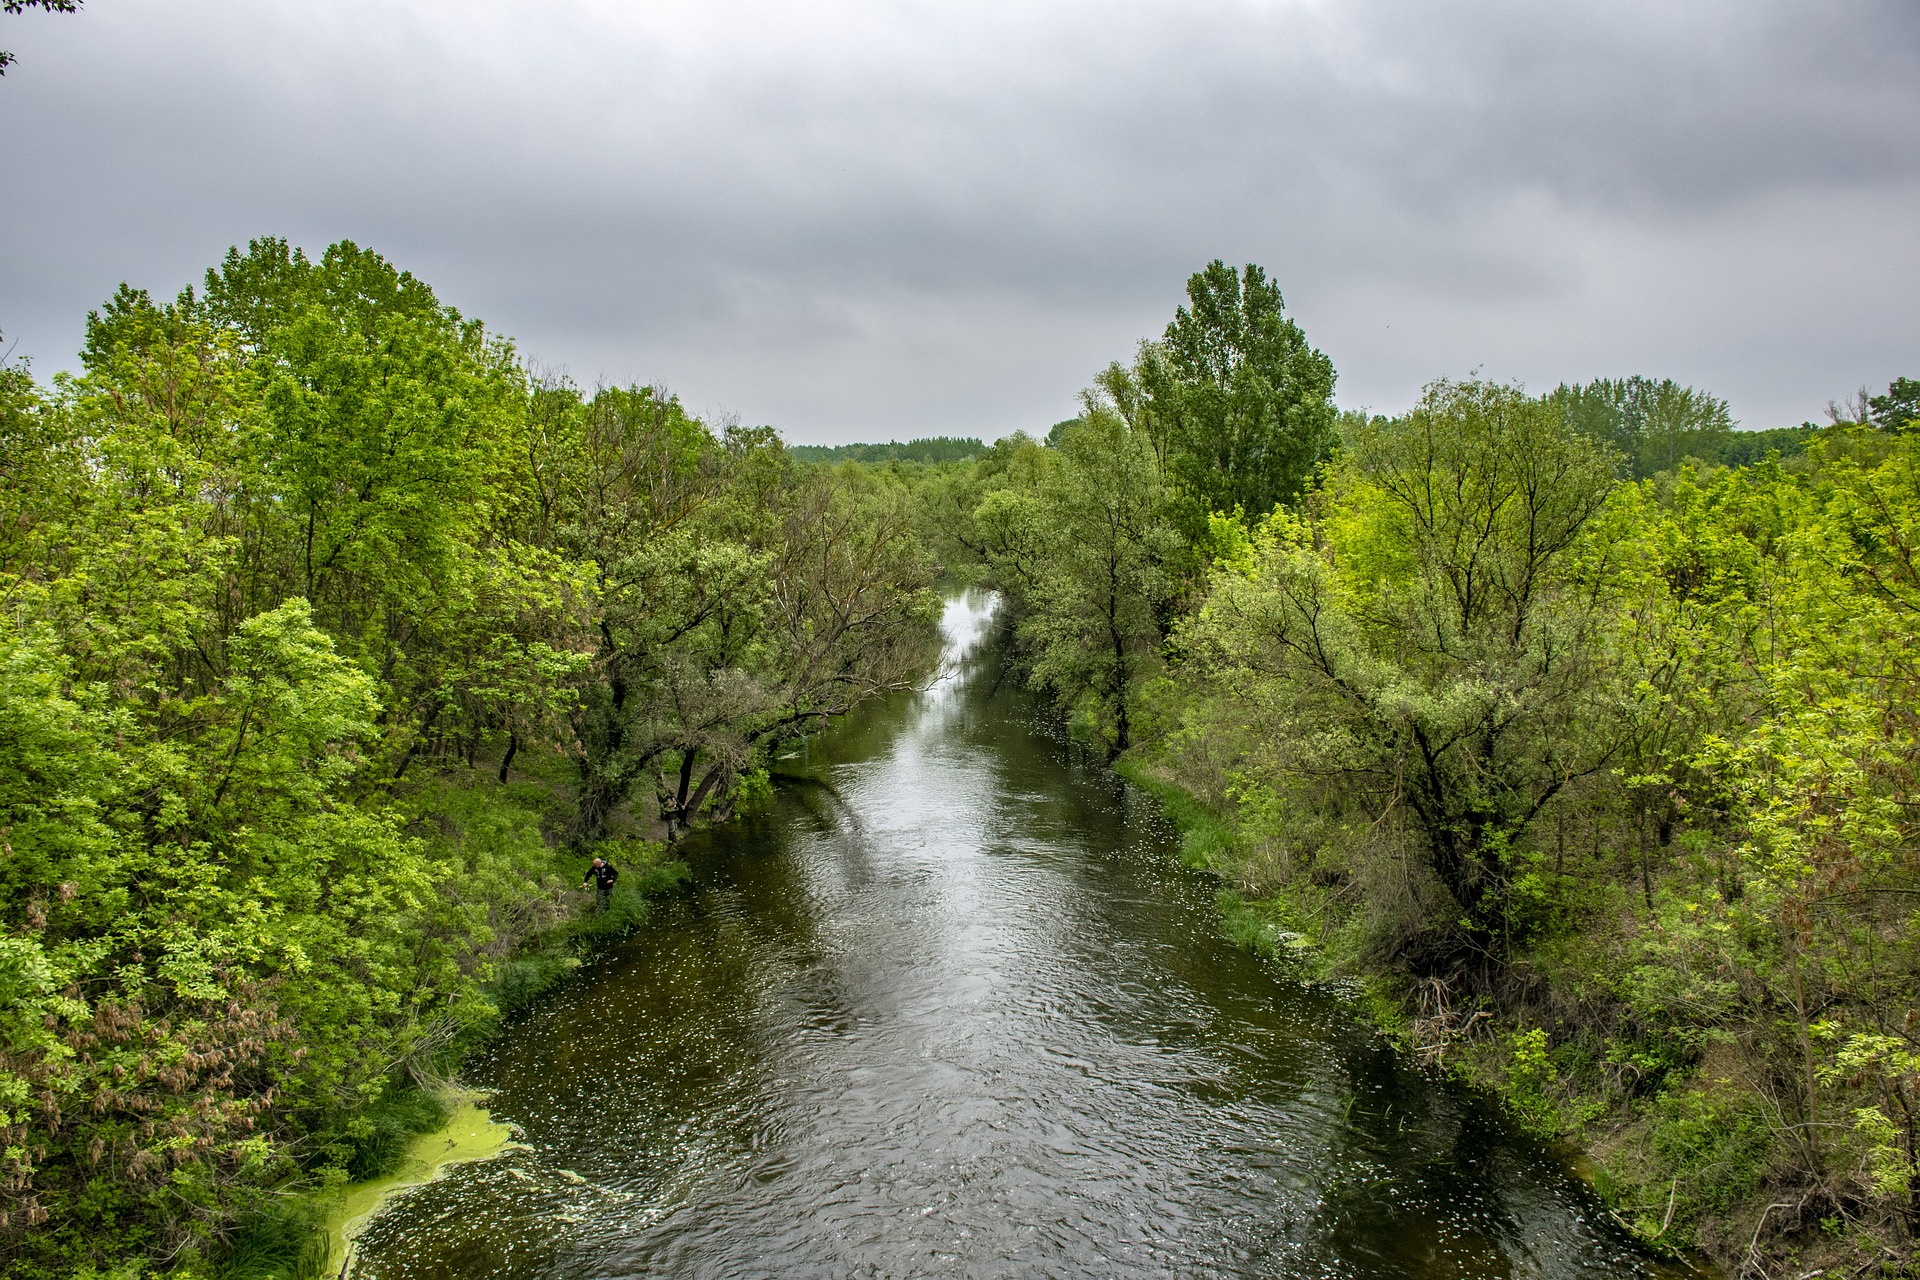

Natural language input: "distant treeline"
[1712,422,1821,466]
[789,436,985,465]
[1050,400,1829,480]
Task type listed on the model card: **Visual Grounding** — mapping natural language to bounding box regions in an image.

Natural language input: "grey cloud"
[2,0,1915,440]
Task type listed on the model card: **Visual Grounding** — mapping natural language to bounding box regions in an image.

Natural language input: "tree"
[1175,380,1622,955]
[1147,260,1337,523]
[528,384,936,846]
[1550,375,1734,479]
[1869,376,1920,432]
[1018,404,1179,753]
[75,240,582,784]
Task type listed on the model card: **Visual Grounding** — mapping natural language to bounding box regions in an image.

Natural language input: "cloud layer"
[3,0,1916,440]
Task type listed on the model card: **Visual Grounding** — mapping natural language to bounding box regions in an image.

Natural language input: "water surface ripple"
[353,592,1671,1279]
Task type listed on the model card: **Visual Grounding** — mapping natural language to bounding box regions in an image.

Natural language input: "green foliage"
[960,408,1180,754]
[1869,376,1920,432]
[528,383,939,844]
[731,767,775,812]
[943,260,1336,757]
[1504,1028,1560,1138]
[1174,380,1622,945]
[0,238,935,1277]
[1149,260,1338,521]
[1550,375,1733,479]
[1551,373,1920,477]
[919,252,1920,1270]
[17,227,1906,1278]
[482,847,689,1020]
[213,1200,329,1280]
[963,282,1920,1270]
[1136,401,1920,1269]
[1714,423,1820,468]
[1645,1087,1773,1228]
[337,1085,449,1184]
[1217,888,1282,959]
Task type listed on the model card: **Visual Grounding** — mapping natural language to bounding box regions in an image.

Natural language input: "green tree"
[1175,381,1622,949]
[526,384,935,845]
[1020,406,1179,753]
[1869,376,1920,432]
[1147,260,1338,522]
[1550,375,1734,479]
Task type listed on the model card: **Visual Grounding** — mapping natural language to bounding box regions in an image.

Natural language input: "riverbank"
[344,589,1672,1278]
[214,838,692,1280]
[319,1092,517,1278]
[1111,761,1415,1036]
[1115,757,1903,1280]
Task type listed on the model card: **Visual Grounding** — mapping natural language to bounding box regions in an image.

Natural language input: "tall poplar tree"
[1146,260,1337,524]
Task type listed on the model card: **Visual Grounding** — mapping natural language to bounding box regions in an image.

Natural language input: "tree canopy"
[1549,375,1734,479]
[1123,260,1338,527]
[0,239,938,1277]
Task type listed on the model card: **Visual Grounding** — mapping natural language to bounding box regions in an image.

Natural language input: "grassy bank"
[1115,760,1414,1036]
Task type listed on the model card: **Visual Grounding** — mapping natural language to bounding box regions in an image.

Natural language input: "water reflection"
[352,591,1674,1279]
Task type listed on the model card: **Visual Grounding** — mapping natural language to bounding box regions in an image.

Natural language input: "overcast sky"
[2,1,1916,443]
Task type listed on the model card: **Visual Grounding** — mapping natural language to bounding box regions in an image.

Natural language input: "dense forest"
[0,240,940,1278]
[930,261,1920,1276]
[7,237,1919,1279]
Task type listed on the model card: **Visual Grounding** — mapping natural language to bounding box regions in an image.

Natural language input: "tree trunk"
[669,747,699,834]
[684,763,725,826]
[390,699,444,782]
[1107,561,1130,754]
[498,730,518,783]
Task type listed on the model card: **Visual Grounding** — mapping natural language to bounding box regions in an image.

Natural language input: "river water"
[352,592,1677,1279]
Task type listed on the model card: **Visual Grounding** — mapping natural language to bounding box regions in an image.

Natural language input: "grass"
[1114,759,1234,871]
[217,1202,331,1280]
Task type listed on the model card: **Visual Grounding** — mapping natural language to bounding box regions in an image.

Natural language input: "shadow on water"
[350,590,1688,1279]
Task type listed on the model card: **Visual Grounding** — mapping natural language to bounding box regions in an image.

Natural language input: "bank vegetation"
[933,258,1920,1278]
[0,240,939,1278]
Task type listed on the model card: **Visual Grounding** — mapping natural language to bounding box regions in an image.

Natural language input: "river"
[351,591,1678,1279]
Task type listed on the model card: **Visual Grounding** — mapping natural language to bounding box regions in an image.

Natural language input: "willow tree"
[1177,380,1623,953]
[527,385,938,845]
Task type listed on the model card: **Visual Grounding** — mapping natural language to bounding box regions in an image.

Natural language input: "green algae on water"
[323,1091,516,1277]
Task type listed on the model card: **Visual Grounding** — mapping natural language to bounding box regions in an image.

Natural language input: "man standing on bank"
[582,856,618,910]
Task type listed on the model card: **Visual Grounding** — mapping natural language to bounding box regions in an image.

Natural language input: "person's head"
[591,857,604,867]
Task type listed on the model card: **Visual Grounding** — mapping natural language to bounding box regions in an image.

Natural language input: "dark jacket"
[587,861,618,892]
